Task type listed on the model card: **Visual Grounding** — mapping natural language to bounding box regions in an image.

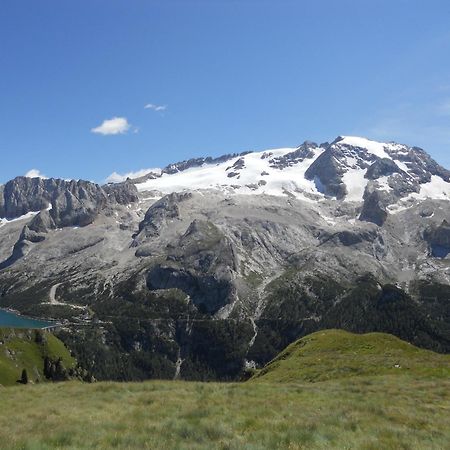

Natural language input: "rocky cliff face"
[0,177,139,223]
[0,135,449,381]
[0,177,138,268]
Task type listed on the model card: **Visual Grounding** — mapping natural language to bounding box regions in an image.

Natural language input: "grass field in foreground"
[0,373,449,449]
[1,329,449,449]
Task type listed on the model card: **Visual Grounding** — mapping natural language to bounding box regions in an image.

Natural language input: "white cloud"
[91,117,131,135]
[106,168,162,183]
[25,169,47,179]
[144,103,167,112]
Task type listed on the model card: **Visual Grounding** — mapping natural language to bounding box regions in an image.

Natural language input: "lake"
[0,308,55,329]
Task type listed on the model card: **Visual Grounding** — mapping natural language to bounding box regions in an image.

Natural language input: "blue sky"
[1,0,450,183]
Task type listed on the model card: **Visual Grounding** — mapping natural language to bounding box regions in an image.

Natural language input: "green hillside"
[0,328,76,386]
[251,329,450,383]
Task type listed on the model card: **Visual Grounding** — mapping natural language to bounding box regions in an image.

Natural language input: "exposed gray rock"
[2,177,54,219]
[386,146,450,183]
[305,147,347,199]
[0,177,139,267]
[50,181,108,228]
[365,158,402,180]
[103,181,139,205]
[269,141,317,169]
[320,228,379,247]
[424,220,450,257]
[133,192,191,244]
[1,177,139,224]
[28,210,56,233]
[146,219,238,313]
[227,158,245,171]
[359,188,388,226]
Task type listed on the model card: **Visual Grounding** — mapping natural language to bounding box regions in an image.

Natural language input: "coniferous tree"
[21,369,28,384]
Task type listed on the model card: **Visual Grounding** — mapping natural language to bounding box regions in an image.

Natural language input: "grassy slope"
[0,329,448,449]
[0,328,75,386]
[0,376,449,449]
[251,329,450,383]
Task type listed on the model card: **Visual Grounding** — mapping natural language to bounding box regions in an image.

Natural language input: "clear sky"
[1,0,450,184]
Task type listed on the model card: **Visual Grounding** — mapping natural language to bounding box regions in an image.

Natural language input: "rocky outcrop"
[103,181,139,205]
[269,141,317,169]
[0,225,46,269]
[0,177,139,269]
[320,228,379,247]
[0,177,139,223]
[386,146,450,183]
[134,192,191,244]
[50,181,108,228]
[305,147,347,199]
[365,158,401,180]
[424,220,450,257]
[1,177,54,219]
[28,209,56,233]
[359,188,388,226]
[146,220,238,313]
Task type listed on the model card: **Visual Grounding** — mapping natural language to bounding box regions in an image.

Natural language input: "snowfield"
[127,136,450,207]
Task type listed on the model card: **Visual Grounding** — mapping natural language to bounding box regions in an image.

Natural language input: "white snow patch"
[388,175,450,214]
[413,175,450,200]
[342,167,368,202]
[135,146,326,200]
[393,160,410,174]
[0,210,40,227]
[339,136,391,159]
[321,215,337,225]
[376,176,392,192]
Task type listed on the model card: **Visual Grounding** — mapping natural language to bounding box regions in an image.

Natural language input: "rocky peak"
[269,141,318,169]
[0,176,138,223]
[304,146,348,199]
[365,158,403,180]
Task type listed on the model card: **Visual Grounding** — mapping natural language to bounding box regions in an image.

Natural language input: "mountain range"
[1,135,449,380]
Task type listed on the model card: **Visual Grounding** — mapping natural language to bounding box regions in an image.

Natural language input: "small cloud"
[144,103,167,112]
[106,168,162,183]
[91,117,131,135]
[25,169,47,179]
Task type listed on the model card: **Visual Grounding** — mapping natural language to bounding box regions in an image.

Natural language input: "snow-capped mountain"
[1,135,450,381]
[130,136,450,206]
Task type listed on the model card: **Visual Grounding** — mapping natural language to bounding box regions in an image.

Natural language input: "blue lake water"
[0,308,54,329]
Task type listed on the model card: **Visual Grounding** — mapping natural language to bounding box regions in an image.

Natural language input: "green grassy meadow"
[251,329,450,382]
[0,328,75,386]
[0,329,449,449]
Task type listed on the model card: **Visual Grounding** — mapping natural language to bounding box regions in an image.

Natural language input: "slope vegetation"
[251,329,450,383]
[0,328,76,386]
